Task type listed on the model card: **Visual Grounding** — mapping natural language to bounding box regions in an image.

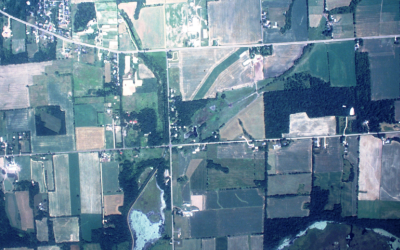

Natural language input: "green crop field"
[74,104,99,127]
[358,200,400,219]
[102,162,120,195]
[73,63,103,97]
[327,41,356,87]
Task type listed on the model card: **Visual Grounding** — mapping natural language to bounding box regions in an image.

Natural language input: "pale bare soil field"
[358,135,382,201]
[138,63,155,79]
[283,112,336,137]
[15,191,34,231]
[179,48,235,100]
[380,141,400,201]
[35,218,49,242]
[79,153,102,214]
[250,235,264,250]
[204,51,254,98]
[308,0,324,27]
[0,62,51,110]
[263,44,305,79]
[105,62,111,83]
[208,0,262,45]
[202,238,216,250]
[104,194,123,216]
[52,217,79,243]
[131,6,165,49]
[75,127,105,150]
[190,194,205,211]
[49,154,72,217]
[220,96,265,140]
[118,2,137,18]
[267,196,310,218]
[326,0,352,10]
[309,14,324,27]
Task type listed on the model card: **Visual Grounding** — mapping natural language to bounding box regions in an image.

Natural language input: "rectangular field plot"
[272,139,312,174]
[332,14,354,39]
[75,127,105,151]
[314,172,342,210]
[283,112,336,137]
[79,153,101,214]
[101,162,120,195]
[205,189,264,209]
[5,109,35,133]
[358,135,382,201]
[15,191,34,231]
[313,137,344,173]
[361,38,400,101]
[0,62,51,110]
[32,135,75,153]
[49,154,72,217]
[358,200,400,219]
[326,0,352,10]
[35,218,49,242]
[267,173,312,196]
[52,217,79,243]
[202,238,216,250]
[267,196,310,218]
[208,0,261,45]
[104,194,123,216]
[250,235,264,250]
[228,235,249,250]
[190,207,263,238]
[131,6,165,49]
[72,63,103,97]
[380,141,400,201]
[215,143,265,160]
[355,0,400,37]
[327,41,356,87]
[341,181,358,217]
[31,160,46,193]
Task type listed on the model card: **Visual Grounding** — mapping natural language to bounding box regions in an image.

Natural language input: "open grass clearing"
[79,153,102,214]
[52,217,79,243]
[35,218,49,242]
[267,196,310,218]
[205,188,264,209]
[31,135,75,153]
[102,161,120,195]
[72,63,103,97]
[131,6,165,49]
[332,13,354,39]
[31,160,46,193]
[274,139,312,174]
[208,0,261,45]
[49,154,72,217]
[358,135,382,201]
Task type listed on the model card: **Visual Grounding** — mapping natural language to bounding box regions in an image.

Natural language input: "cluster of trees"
[249,45,273,58]
[119,10,143,50]
[73,3,96,32]
[206,160,229,174]
[326,0,362,15]
[280,0,294,34]
[174,96,209,126]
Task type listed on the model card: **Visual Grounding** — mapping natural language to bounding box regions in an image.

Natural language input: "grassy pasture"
[168,67,181,96]
[358,200,400,219]
[79,153,102,214]
[74,104,99,127]
[314,172,342,210]
[205,189,264,209]
[102,162,120,195]
[80,214,102,241]
[49,154,72,217]
[274,139,312,174]
[52,217,79,243]
[35,218,49,242]
[267,173,312,196]
[267,196,310,218]
[327,41,356,87]
[73,63,103,97]
[332,13,354,39]
[131,6,165,49]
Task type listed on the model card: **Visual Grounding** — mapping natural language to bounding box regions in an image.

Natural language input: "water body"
[128,181,166,250]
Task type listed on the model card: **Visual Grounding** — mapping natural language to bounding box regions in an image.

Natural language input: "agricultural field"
[269,139,312,174]
[15,191,34,231]
[165,0,209,47]
[48,154,72,217]
[208,0,262,45]
[11,20,26,54]
[283,112,336,137]
[308,0,324,29]
[73,63,104,97]
[267,196,310,218]
[355,0,400,37]
[75,127,105,150]
[263,0,308,43]
[130,6,165,49]
[313,137,344,173]
[219,96,265,140]
[101,161,120,195]
[52,217,80,243]
[0,62,51,110]
[79,153,102,214]
[361,38,400,100]
[380,141,400,201]
[176,48,235,101]
[104,194,124,216]
[35,218,49,242]
[396,101,400,121]
[326,0,352,10]
[331,14,354,39]
[326,41,356,87]
[267,173,312,196]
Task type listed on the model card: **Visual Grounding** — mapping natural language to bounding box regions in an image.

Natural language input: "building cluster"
[34,0,71,39]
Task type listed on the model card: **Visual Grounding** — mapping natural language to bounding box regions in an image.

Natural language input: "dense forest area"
[73,3,96,32]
